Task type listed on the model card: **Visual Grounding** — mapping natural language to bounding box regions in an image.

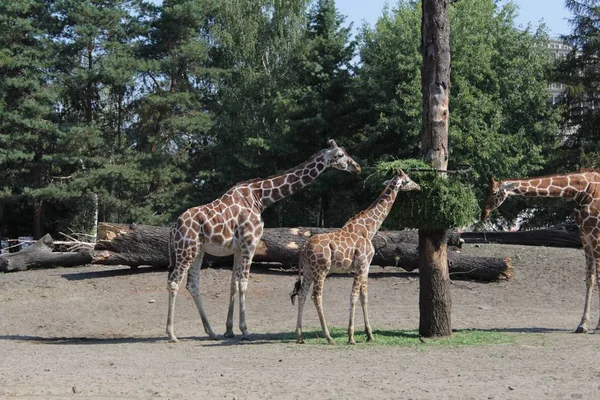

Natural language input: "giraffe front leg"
[348,276,361,345]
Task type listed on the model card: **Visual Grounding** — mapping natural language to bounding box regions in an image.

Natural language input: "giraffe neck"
[503,173,590,200]
[344,183,398,240]
[252,152,328,209]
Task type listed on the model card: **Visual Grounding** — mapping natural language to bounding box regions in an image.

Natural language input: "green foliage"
[352,0,422,161]
[353,0,561,228]
[369,159,479,231]
[0,0,570,237]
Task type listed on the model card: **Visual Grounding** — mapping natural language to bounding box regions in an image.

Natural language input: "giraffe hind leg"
[593,244,600,332]
[166,251,193,342]
[186,251,217,340]
[359,277,374,342]
[576,242,595,333]
[348,275,361,345]
[224,251,241,338]
[295,267,313,344]
[312,273,334,345]
[238,258,253,340]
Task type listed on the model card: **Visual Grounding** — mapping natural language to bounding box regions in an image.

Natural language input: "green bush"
[369,159,480,231]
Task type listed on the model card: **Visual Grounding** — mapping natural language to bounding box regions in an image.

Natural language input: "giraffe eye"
[336,151,344,158]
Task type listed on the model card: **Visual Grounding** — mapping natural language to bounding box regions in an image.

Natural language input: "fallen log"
[93,223,510,280]
[94,223,463,268]
[393,244,513,281]
[462,226,581,248]
[0,224,512,281]
[0,234,93,272]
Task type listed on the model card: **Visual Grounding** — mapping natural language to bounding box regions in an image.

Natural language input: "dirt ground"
[1,243,600,399]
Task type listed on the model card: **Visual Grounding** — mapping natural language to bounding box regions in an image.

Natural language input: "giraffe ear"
[397,169,405,176]
[328,139,338,148]
[489,176,496,185]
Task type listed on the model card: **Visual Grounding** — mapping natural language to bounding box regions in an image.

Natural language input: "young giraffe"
[166,140,361,342]
[291,169,420,344]
[481,168,600,333]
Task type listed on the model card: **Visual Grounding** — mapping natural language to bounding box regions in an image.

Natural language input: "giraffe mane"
[233,148,328,186]
[502,169,600,182]
[576,167,600,174]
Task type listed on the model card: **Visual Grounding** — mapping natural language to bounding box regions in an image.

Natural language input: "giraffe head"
[481,176,516,220]
[322,139,361,174]
[383,169,421,192]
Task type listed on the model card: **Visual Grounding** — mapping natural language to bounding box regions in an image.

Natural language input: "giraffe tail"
[291,239,310,305]
[290,277,302,306]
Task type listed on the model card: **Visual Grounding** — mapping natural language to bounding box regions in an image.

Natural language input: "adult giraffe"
[481,169,600,333]
[167,139,361,342]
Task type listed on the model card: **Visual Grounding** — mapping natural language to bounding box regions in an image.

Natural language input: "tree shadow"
[0,335,168,345]
[61,265,165,281]
[60,263,298,281]
[0,333,294,347]
[462,327,573,334]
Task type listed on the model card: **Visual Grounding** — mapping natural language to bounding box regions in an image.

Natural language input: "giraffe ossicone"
[291,169,420,345]
[166,140,361,342]
[481,168,600,333]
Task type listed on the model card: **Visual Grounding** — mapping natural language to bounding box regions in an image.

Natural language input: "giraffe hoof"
[296,338,305,344]
[223,330,235,338]
[168,336,179,343]
[348,339,356,345]
[575,326,589,334]
[326,340,336,345]
[366,336,374,342]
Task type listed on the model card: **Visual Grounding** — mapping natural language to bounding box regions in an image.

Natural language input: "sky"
[336,0,571,38]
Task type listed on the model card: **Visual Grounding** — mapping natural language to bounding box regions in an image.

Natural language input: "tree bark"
[418,230,452,336]
[420,0,452,338]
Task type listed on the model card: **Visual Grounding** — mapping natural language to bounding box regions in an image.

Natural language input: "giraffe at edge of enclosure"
[482,168,600,333]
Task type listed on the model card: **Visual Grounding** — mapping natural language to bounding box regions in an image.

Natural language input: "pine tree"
[207,1,308,208]
[274,0,358,226]
[0,0,65,239]
[556,0,600,169]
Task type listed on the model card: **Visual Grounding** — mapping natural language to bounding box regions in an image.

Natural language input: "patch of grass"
[269,327,515,347]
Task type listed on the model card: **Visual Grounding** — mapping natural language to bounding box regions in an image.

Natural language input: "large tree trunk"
[0,223,513,281]
[420,0,452,338]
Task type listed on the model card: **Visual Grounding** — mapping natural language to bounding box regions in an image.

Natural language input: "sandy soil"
[2,243,600,399]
